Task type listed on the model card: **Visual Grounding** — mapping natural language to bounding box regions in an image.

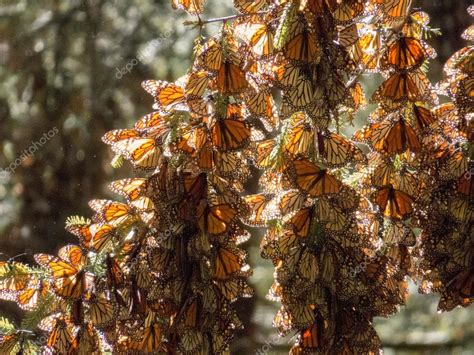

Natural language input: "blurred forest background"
[0,0,473,353]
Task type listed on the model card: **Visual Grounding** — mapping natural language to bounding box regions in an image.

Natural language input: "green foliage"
[0,316,16,335]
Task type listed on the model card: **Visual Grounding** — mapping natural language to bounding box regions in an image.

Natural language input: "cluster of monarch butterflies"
[415,5,473,312]
[0,1,472,354]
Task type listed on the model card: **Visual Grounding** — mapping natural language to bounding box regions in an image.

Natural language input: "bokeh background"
[0,0,473,353]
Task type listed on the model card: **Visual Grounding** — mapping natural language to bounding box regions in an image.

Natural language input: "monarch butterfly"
[197,198,238,235]
[216,61,250,94]
[209,105,251,150]
[185,70,210,97]
[290,158,341,197]
[71,322,100,354]
[244,193,276,226]
[303,0,337,16]
[0,261,30,293]
[440,149,469,180]
[16,278,51,311]
[356,117,422,154]
[44,317,76,354]
[233,0,268,13]
[66,222,115,251]
[375,185,413,220]
[172,0,205,14]
[284,28,320,64]
[319,131,365,167]
[457,169,474,197]
[105,255,124,290]
[214,278,252,302]
[450,197,473,222]
[371,71,430,109]
[364,157,393,187]
[109,178,147,201]
[286,303,316,329]
[292,320,323,353]
[321,72,349,110]
[129,323,162,352]
[180,297,201,328]
[214,151,249,178]
[197,37,223,72]
[254,139,276,168]
[393,169,418,196]
[261,229,300,261]
[35,245,94,299]
[134,111,170,138]
[346,81,367,111]
[87,294,116,326]
[182,172,208,204]
[350,25,382,71]
[444,46,474,76]
[235,19,274,57]
[286,206,313,237]
[0,331,22,354]
[213,247,244,280]
[332,0,365,25]
[402,10,431,39]
[297,248,319,283]
[284,112,312,154]
[109,178,154,211]
[384,0,412,20]
[243,90,279,131]
[274,61,317,92]
[189,131,215,171]
[142,80,186,113]
[315,198,353,233]
[88,199,136,227]
[383,36,434,71]
[101,129,139,145]
[279,190,307,216]
[272,307,292,334]
[338,23,360,48]
[383,220,416,246]
[412,103,436,130]
[111,137,161,170]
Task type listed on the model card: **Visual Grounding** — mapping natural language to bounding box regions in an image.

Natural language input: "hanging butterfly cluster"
[0,5,276,354]
[352,4,440,303]
[237,1,426,353]
[0,1,473,354]
[415,5,473,312]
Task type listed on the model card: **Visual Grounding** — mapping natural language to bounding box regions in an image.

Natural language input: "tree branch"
[183,11,267,27]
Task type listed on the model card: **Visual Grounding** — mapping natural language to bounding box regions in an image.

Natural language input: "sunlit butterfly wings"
[88,199,137,227]
[34,245,94,299]
[371,70,431,109]
[109,178,155,211]
[382,36,435,71]
[233,0,268,14]
[374,185,413,220]
[17,278,51,310]
[289,157,342,197]
[197,196,239,235]
[172,0,205,14]
[234,17,275,58]
[66,220,115,251]
[209,104,252,150]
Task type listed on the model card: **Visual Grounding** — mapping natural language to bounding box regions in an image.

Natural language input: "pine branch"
[0,317,16,334]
